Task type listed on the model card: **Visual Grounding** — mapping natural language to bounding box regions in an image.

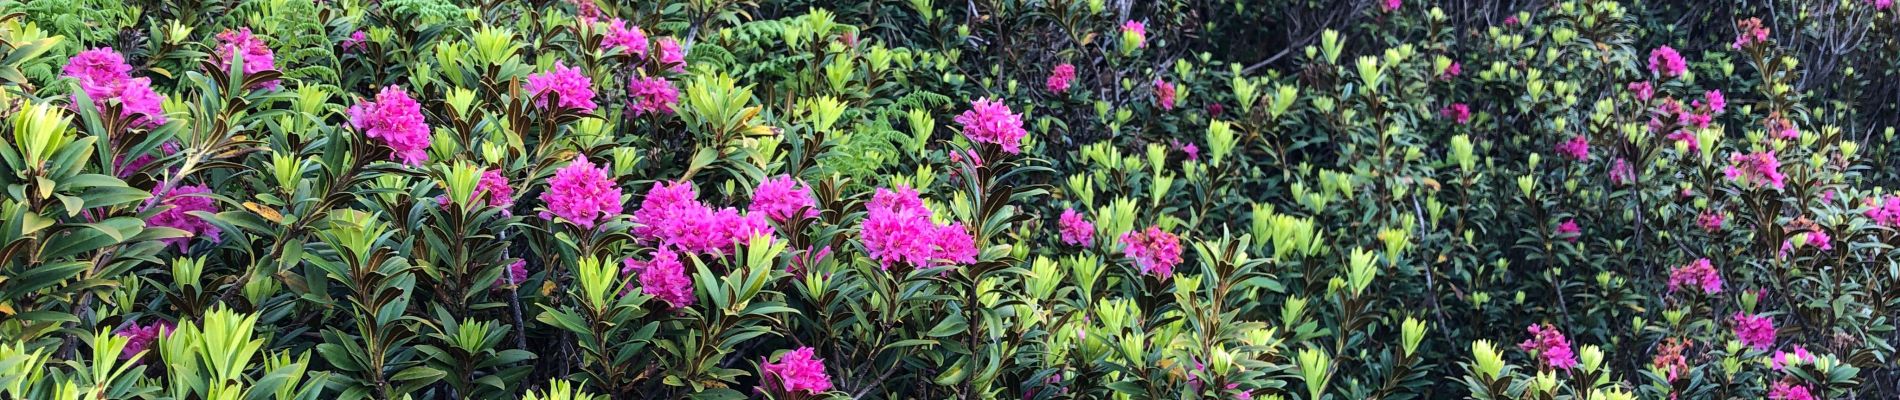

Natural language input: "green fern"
[247,0,340,85]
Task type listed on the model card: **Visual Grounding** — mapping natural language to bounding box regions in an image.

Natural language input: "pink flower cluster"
[1734,18,1770,49]
[1732,312,1777,350]
[1173,140,1200,161]
[625,250,694,309]
[858,186,978,269]
[525,61,598,112]
[1555,135,1589,161]
[1696,210,1725,232]
[117,320,173,360]
[1627,81,1655,102]
[657,37,686,73]
[495,260,528,287]
[62,48,168,128]
[761,347,833,395]
[1518,323,1578,370]
[342,31,369,52]
[1666,258,1723,295]
[215,28,280,90]
[1121,21,1147,48]
[1609,158,1635,186]
[1723,151,1786,190]
[1381,0,1401,12]
[1047,63,1075,93]
[954,98,1029,154]
[1058,208,1094,247]
[1769,381,1814,400]
[1555,219,1581,242]
[1648,45,1687,78]
[1153,79,1177,111]
[1866,195,1900,226]
[626,76,679,116]
[347,86,432,165]
[476,169,515,209]
[148,185,223,251]
[1120,226,1183,278]
[539,159,623,229]
[1440,61,1462,80]
[749,175,819,223]
[1441,103,1471,124]
[600,19,649,57]
[632,181,773,254]
[1876,0,1895,11]
[1770,346,1816,371]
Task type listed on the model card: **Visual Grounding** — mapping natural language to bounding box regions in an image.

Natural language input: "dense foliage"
[2,0,1899,399]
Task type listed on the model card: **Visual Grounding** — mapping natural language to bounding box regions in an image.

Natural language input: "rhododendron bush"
[3,0,1900,399]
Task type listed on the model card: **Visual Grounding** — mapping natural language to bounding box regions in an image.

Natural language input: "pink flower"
[1518,323,1578,370]
[1556,135,1590,161]
[565,0,603,20]
[1767,116,1799,140]
[859,186,974,269]
[1441,103,1471,124]
[1866,195,1900,226]
[342,31,369,52]
[626,76,679,116]
[1177,141,1200,161]
[1665,130,1699,153]
[1627,81,1655,102]
[1696,210,1725,232]
[1723,151,1786,190]
[1153,79,1177,110]
[1120,226,1183,278]
[1704,90,1726,114]
[1058,208,1094,247]
[1609,158,1635,186]
[1555,219,1581,242]
[1121,21,1147,48]
[624,250,694,309]
[1768,381,1814,400]
[525,61,598,112]
[1503,15,1520,26]
[496,260,528,287]
[214,28,280,90]
[347,86,432,165]
[1047,63,1076,93]
[148,185,222,251]
[539,158,623,229]
[1770,346,1816,371]
[1876,0,1895,11]
[62,48,168,128]
[477,169,514,209]
[116,320,173,360]
[1807,230,1833,251]
[761,347,833,395]
[1666,258,1723,295]
[1381,0,1401,12]
[1441,61,1462,80]
[657,37,686,73]
[1733,18,1770,49]
[750,175,818,222]
[632,181,772,254]
[600,19,649,57]
[1648,46,1688,78]
[954,98,1029,154]
[1732,312,1777,351]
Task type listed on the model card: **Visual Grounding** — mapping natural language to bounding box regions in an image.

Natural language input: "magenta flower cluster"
[657,37,686,73]
[1047,63,1075,93]
[525,61,598,112]
[749,175,819,223]
[1666,258,1723,295]
[1441,103,1470,124]
[214,28,280,90]
[148,185,223,251]
[495,259,529,288]
[1723,151,1786,190]
[1518,323,1578,370]
[1555,135,1589,161]
[954,98,1029,154]
[116,320,173,360]
[1058,208,1094,247]
[626,76,680,116]
[62,48,168,128]
[1732,312,1777,351]
[632,181,773,255]
[347,86,432,165]
[1866,195,1900,226]
[1153,79,1177,111]
[600,18,649,57]
[539,159,623,229]
[1648,45,1687,78]
[625,250,694,309]
[761,347,833,395]
[1121,21,1147,48]
[1119,226,1183,278]
[858,186,978,269]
